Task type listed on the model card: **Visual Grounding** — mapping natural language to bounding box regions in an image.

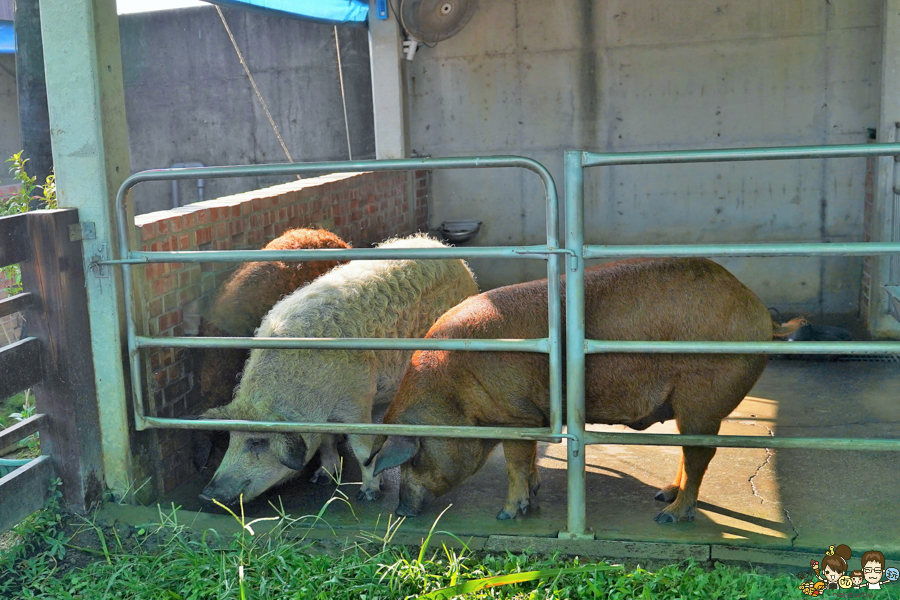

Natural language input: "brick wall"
[133,170,430,494]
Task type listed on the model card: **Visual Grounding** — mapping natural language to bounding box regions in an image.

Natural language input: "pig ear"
[369,436,419,476]
[278,434,307,471]
[191,430,213,471]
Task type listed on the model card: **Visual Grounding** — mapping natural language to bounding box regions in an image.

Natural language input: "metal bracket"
[68,222,96,242]
[89,243,110,278]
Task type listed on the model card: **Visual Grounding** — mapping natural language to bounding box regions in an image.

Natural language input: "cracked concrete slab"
[160,359,900,560]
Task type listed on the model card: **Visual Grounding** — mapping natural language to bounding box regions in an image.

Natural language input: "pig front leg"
[349,433,383,501]
[497,440,540,520]
[310,435,341,485]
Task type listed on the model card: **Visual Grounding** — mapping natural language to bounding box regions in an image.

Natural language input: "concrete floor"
[139,358,899,564]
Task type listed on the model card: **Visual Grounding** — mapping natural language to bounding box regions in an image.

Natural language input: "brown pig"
[367,257,801,523]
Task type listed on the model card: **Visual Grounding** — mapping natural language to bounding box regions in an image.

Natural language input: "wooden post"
[19,209,104,512]
[14,0,54,188]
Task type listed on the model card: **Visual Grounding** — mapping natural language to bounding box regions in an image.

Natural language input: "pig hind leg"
[655,415,720,524]
[310,435,342,486]
[498,440,541,520]
[654,454,684,503]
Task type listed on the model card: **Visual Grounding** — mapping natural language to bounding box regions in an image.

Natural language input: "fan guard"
[399,0,478,43]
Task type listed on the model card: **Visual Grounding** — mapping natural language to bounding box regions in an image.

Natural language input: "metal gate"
[106,145,900,540]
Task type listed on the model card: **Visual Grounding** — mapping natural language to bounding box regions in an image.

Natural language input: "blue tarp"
[206,0,368,25]
[0,21,14,54]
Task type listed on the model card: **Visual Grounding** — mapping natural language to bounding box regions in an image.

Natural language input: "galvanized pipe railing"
[105,145,900,543]
[564,141,900,538]
[111,156,565,440]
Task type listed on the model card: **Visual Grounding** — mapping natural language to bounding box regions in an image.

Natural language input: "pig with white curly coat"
[199,235,478,505]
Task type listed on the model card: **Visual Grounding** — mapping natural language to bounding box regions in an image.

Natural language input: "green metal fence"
[106,146,900,540]
[562,143,900,537]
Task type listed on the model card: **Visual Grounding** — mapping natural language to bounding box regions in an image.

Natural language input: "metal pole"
[136,335,550,352]
[582,142,900,167]
[561,151,589,539]
[584,242,900,259]
[584,340,900,354]
[582,431,900,452]
[545,168,564,436]
[103,245,569,265]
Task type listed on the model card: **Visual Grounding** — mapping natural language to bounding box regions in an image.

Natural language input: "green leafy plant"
[2,152,57,296]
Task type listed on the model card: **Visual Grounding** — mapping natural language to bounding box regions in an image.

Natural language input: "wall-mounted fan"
[398,0,478,43]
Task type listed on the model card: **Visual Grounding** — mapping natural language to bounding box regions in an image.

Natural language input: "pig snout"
[199,475,251,506]
[395,480,434,518]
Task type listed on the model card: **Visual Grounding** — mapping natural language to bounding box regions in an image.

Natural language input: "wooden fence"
[0,208,103,533]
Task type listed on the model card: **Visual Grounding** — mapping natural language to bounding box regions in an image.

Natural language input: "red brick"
[157,220,170,236]
[169,216,183,233]
[232,206,242,218]
[216,222,227,238]
[183,213,196,229]
[195,227,213,246]
[159,310,182,332]
[162,292,178,313]
[151,275,176,298]
[141,223,156,242]
[178,233,191,250]
[197,209,210,224]
[178,285,201,306]
[149,298,163,318]
[209,208,220,221]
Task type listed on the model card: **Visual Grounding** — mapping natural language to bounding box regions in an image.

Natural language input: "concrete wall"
[0,54,21,187]
[120,5,375,215]
[409,0,882,317]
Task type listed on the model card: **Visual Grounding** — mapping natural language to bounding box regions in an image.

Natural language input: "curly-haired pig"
[191,228,348,477]
[199,234,478,505]
[197,228,350,413]
[367,257,803,523]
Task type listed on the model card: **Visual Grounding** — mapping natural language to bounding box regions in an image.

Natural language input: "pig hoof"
[309,468,334,486]
[357,488,382,502]
[654,511,678,524]
[497,509,516,520]
[654,487,678,503]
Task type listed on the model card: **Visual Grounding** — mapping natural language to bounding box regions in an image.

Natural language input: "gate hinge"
[89,243,110,278]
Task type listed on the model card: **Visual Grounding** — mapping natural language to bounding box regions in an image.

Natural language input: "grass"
[0,485,849,600]
[0,389,41,459]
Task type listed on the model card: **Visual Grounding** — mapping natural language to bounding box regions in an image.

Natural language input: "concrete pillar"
[39,0,134,493]
[870,0,900,337]
[367,1,408,159]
